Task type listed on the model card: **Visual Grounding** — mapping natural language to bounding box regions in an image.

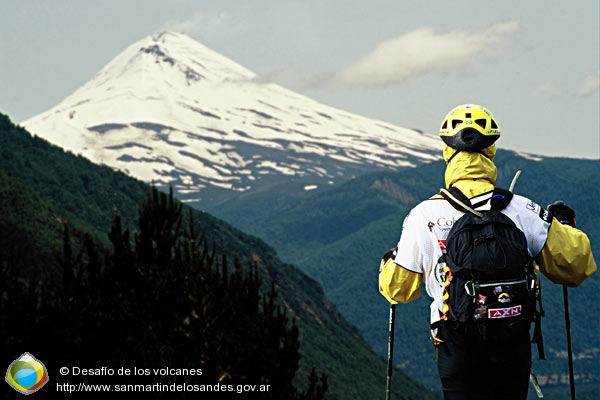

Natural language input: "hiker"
[378,104,597,400]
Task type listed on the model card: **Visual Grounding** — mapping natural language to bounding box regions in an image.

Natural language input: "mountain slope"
[0,112,439,399]
[21,31,442,209]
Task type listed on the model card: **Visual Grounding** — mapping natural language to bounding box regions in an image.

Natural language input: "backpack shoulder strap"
[440,186,515,215]
[491,187,514,211]
[439,187,483,217]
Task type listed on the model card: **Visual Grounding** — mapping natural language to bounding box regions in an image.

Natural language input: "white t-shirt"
[393,190,552,326]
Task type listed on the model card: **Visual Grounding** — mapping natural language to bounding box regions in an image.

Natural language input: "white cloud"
[333,20,520,87]
[577,73,599,97]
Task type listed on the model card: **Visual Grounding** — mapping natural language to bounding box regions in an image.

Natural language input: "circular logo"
[5,352,49,394]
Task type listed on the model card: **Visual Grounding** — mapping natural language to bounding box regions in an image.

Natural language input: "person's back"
[378,104,597,400]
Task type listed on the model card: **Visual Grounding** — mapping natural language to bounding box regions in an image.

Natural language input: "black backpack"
[438,187,545,357]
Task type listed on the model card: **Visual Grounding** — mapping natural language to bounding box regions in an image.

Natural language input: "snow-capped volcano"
[22,31,443,209]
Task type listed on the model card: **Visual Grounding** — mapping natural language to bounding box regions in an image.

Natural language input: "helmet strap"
[477,150,492,160]
[445,149,492,165]
[446,149,461,164]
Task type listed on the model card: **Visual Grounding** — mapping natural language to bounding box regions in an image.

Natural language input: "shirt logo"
[539,208,551,222]
[428,217,456,233]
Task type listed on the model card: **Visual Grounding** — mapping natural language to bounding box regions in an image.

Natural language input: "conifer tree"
[2,185,327,399]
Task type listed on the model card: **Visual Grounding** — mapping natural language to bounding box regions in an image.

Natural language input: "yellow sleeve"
[378,257,422,304]
[535,219,597,287]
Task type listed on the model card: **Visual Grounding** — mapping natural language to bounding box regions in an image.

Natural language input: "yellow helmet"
[439,104,500,151]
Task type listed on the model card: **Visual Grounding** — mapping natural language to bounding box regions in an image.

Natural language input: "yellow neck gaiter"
[443,145,497,198]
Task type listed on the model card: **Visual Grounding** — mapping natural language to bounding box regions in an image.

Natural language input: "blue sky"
[1,0,598,158]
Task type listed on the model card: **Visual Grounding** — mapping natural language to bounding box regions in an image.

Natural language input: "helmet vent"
[475,119,486,129]
[441,120,448,129]
[491,119,498,129]
[465,113,471,118]
[452,119,462,129]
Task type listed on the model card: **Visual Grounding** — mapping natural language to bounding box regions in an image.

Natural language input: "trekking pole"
[563,284,576,400]
[530,371,544,398]
[386,303,396,400]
